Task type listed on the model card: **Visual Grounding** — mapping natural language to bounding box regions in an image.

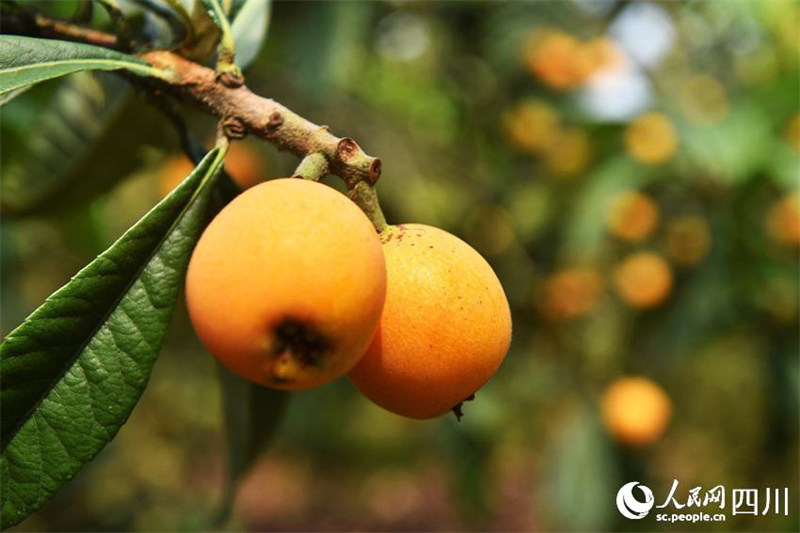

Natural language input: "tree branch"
[3,11,386,227]
[140,50,381,188]
[0,7,122,49]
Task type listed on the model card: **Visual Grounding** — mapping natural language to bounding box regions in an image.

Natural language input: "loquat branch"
[293,153,329,181]
[3,10,387,229]
[1,7,122,49]
[140,51,382,188]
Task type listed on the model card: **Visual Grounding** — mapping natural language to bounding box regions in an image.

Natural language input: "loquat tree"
[0,1,511,529]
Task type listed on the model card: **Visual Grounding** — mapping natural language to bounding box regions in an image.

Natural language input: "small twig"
[348,181,387,232]
[10,15,388,230]
[141,51,382,188]
[293,153,329,181]
[201,0,242,86]
[0,4,120,49]
[29,11,122,48]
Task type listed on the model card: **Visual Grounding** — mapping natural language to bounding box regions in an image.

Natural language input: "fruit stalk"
[293,153,329,181]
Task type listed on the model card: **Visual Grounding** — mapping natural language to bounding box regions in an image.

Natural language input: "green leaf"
[184,0,223,60]
[199,0,237,67]
[230,0,271,69]
[0,85,32,107]
[0,147,227,529]
[1,72,175,217]
[215,364,289,525]
[544,405,618,531]
[200,0,233,29]
[2,72,124,215]
[0,35,171,95]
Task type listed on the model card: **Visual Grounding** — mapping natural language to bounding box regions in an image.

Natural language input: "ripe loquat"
[186,178,387,390]
[348,224,512,419]
[601,377,672,446]
[606,190,660,243]
[613,251,673,309]
[624,112,678,165]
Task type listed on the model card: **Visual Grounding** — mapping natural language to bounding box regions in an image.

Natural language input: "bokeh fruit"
[613,251,673,309]
[538,267,603,321]
[524,30,620,91]
[348,224,512,419]
[159,142,266,198]
[601,377,672,446]
[624,112,678,165]
[606,190,660,242]
[186,178,387,390]
[503,99,559,153]
[765,192,800,247]
[541,127,591,177]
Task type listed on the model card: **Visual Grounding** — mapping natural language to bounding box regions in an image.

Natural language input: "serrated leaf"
[215,364,289,524]
[0,35,171,95]
[230,0,270,69]
[0,147,227,529]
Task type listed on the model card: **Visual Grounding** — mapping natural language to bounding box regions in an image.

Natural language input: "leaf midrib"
[1,149,224,450]
[0,58,167,81]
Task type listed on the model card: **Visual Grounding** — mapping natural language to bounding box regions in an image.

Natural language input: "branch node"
[267,111,284,129]
[222,117,246,139]
[337,138,359,163]
[218,70,245,89]
[368,159,382,184]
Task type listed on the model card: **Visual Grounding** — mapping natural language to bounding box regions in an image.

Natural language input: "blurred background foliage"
[1,0,799,531]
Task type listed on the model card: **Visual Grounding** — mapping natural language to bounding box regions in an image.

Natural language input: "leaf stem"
[202,0,242,84]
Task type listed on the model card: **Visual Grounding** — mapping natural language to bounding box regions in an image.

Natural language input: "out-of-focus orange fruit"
[678,75,729,126]
[601,377,672,446]
[606,190,660,242]
[586,37,623,73]
[766,192,800,247]
[542,127,591,177]
[613,251,673,309]
[159,142,266,198]
[524,31,619,90]
[223,142,267,190]
[503,100,560,153]
[624,112,678,165]
[158,155,195,199]
[525,31,582,90]
[538,267,603,321]
[665,215,712,266]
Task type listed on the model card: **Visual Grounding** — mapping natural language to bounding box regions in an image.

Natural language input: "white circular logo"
[616,481,655,520]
